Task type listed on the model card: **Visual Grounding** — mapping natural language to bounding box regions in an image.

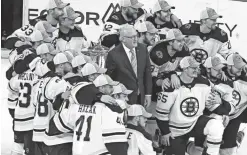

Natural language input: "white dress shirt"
[122,43,151,97]
[122,43,136,63]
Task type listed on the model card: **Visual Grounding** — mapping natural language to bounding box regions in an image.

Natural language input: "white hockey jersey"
[206,80,238,115]
[55,26,91,53]
[7,75,19,110]
[229,79,247,120]
[7,24,35,41]
[49,101,127,155]
[33,75,71,142]
[155,76,212,137]
[10,70,38,131]
[45,82,126,154]
[126,124,156,155]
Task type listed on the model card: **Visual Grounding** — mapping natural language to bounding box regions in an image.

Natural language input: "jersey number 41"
[76,115,93,141]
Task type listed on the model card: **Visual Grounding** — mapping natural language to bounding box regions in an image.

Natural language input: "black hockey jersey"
[180,23,230,61]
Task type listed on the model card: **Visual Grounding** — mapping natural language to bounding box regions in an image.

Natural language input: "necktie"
[130,49,140,95]
[130,49,137,77]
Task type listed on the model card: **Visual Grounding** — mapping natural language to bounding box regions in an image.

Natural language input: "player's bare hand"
[171,74,181,89]
[170,14,182,28]
[208,92,222,105]
[152,141,159,148]
[12,71,17,77]
[144,95,151,108]
[220,71,228,81]
[162,78,171,90]
[61,91,70,99]
[101,95,117,105]
[223,115,230,127]
[161,133,174,146]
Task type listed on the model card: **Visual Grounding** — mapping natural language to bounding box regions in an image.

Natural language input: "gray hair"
[119,24,136,41]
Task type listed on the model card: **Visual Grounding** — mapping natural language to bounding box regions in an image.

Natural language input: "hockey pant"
[13,131,34,155]
[145,101,159,137]
[46,143,72,155]
[219,107,247,155]
[168,115,224,155]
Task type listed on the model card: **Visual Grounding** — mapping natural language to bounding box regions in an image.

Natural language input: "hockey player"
[5,0,67,50]
[100,0,144,48]
[5,29,56,84]
[101,0,182,48]
[32,53,72,155]
[112,83,133,105]
[5,27,34,50]
[29,0,69,27]
[136,21,158,46]
[144,29,189,138]
[224,53,247,79]
[46,74,129,155]
[68,62,118,108]
[218,53,247,155]
[60,52,93,86]
[53,52,73,77]
[151,29,189,100]
[6,51,25,155]
[155,56,225,155]
[9,52,39,155]
[185,54,238,155]
[36,43,59,62]
[71,54,92,75]
[126,104,157,155]
[202,54,237,116]
[70,55,88,83]
[35,21,58,39]
[147,0,182,39]
[186,53,247,155]
[111,83,133,126]
[56,6,91,53]
[5,23,56,50]
[180,7,231,62]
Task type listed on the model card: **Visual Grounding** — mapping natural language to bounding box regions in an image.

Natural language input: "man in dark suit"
[105,24,152,107]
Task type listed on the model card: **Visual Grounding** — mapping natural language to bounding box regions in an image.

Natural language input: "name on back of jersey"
[78,104,96,114]
[18,72,35,81]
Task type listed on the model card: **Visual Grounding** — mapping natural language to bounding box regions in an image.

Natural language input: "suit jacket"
[106,43,152,105]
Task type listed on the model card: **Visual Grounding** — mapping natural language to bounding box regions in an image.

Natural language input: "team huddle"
[4,0,247,155]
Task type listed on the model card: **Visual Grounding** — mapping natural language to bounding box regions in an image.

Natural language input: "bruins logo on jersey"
[180,97,199,117]
[232,90,241,107]
[156,51,163,59]
[185,23,191,29]
[111,15,119,21]
[190,48,208,64]
[221,30,227,36]
[150,65,155,73]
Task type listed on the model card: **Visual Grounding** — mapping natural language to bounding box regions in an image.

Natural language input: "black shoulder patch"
[165,86,175,92]
[111,15,119,21]
[74,25,82,31]
[239,73,247,82]
[195,76,210,86]
[146,16,155,25]
[106,11,127,25]
[221,80,234,88]
[180,23,200,36]
[211,27,228,43]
